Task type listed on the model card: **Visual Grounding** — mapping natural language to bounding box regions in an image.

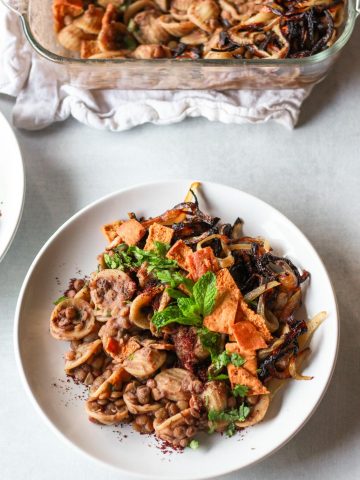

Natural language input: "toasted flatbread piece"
[102,220,123,242]
[232,320,267,351]
[226,342,258,376]
[236,296,272,343]
[166,240,193,270]
[203,269,240,334]
[188,247,219,282]
[144,223,174,251]
[228,365,269,395]
[116,219,146,246]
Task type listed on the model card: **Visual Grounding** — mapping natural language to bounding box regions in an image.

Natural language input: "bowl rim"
[14,180,340,479]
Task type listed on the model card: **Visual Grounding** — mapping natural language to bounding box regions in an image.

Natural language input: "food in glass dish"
[49,183,325,449]
[53,0,345,60]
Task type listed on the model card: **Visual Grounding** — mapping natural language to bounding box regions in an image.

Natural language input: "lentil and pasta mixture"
[50,183,325,448]
[53,0,345,60]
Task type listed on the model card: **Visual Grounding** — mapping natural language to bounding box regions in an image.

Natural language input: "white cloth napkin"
[0,7,312,131]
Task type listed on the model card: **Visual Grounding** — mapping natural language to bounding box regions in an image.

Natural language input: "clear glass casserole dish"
[2,0,360,90]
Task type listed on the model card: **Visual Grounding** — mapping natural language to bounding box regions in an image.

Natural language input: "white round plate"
[0,111,25,263]
[15,181,338,480]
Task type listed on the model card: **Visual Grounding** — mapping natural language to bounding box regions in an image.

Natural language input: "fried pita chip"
[102,220,123,242]
[228,365,269,395]
[187,246,219,281]
[232,320,267,351]
[116,219,146,246]
[236,295,272,342]
[203,269,240,334]
[106,336,140,363]
[166,239,193,271]
[144,223,174,251]
[226,342,258,376]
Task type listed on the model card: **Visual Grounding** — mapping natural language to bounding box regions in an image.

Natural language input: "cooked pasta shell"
[64,339,102,373]
[237,10,277,29]
[154,368,192,402]
[202,27,222,54]
[99,318,141,362]
[204,50,237,59]
[133,11,171,44]
[58,24,95,51]
[98,22,132,51]
[129,285,163,329]
[187,0,220,33]
[158,15,196,37]
[89,269,136,317]
[180,28,209,45]
[235,394,270,428]
[170,0,192,21]
[203,381,228,412]
[72,5,104,34]
[132,44,172,58]
[50,298,96,341]
[85,375,129,425]
[123,347,166,379]
[90,367,129,398]
[123,0,159,24]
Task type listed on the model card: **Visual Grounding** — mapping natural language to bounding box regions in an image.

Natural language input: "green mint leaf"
[151,305,200,329]
[193,271,217,316]
[177,297,200,319]
[155,269,194,293]
[197,327,221,360]
[232,385,249,397]
[53,295,67,305]
[166,288,188,299]
[189,439,199,449]
[230,353,246,367]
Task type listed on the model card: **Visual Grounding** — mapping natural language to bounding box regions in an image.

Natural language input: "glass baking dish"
[2,0,360,90]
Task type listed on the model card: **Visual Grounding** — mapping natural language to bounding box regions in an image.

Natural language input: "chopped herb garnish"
[189,439,200,449]
[225,423,237,437]
[103,242,177,274]
[53,295,67,305]
[208,404,250,425]
[152,272,217,330]
[208,373,229,381]
[232,385,249,398]
[208,351,245,380]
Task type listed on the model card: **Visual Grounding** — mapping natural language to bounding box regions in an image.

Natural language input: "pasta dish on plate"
[49,183,325,449]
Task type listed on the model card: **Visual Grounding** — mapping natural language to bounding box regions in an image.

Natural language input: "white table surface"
[1,36,360,479]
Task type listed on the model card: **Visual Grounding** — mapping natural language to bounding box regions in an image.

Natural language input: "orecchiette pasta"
[53,0,345,60]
